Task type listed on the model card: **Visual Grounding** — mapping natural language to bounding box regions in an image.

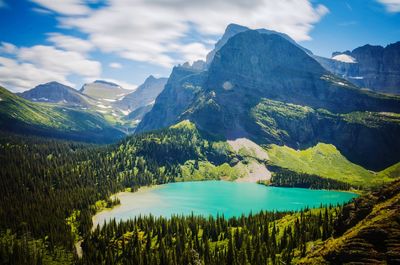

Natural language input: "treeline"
[269,167,352,190]
[0,125,232,263]
[78,207,339,265]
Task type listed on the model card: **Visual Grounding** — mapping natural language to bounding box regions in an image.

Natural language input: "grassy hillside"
[377,162,400,179]
[250,98,400,170]
[0,86,124,143]
[266,143,398,188]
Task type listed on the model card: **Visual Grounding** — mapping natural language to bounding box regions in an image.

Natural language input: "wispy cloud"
[30,0,91,15]
[377,0,400,12]
[30,0,329,68]
[47,33,94,54]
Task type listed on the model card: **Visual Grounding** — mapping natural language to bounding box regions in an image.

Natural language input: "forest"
[268,167,352,190]
[0,125,397,264]
[0,123,233,264]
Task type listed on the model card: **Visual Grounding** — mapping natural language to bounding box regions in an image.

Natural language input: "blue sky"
[0,0,399,92]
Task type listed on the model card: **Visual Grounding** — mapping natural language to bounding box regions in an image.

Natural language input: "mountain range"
[315,42,400,94]
[137,28,400,170]
[1,22,400,265]
[1,23,399,168]
[1,75,167,142]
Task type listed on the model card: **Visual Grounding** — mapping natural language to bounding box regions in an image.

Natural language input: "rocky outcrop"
[117,75,167,112]
[206,23,310,65]
[135,66,206,132]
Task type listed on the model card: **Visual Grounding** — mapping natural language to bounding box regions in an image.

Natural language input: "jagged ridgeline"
[137,29,400,170]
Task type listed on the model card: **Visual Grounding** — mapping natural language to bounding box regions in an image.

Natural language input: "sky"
[0,0,399,92]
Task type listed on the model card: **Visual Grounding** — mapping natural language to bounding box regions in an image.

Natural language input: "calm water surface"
[93,181,357,227]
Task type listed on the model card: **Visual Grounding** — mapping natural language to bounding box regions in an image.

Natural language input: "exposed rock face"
[136,67,206,132]
[137,27,400,170]
[117,75,167,112]
[187,31,399,137]
[249,99,400,171]
[19,82,88,106]
[206,23,309,65]
[315,42,400,94]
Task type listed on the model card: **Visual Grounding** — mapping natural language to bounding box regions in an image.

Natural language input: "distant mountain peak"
[116,75,167,114]
[80,80,129,100]
[18,81,87,106]
[206,23,310,65]
[317,40,400,94]
[224,23,249,34]
[145,75,157,82]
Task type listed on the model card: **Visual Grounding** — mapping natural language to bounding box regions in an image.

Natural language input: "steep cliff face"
[135,66,206,132]
[117,75,167,112]
[315,42,400,94]
[206,23,309,65]
[249,99,400,171]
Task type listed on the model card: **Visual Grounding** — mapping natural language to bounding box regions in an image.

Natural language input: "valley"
[0,8,399,265]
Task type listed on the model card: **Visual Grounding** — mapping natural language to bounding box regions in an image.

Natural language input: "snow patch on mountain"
[332,54,357,63]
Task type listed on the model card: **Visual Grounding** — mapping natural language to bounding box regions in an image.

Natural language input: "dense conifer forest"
[78,207,339,265]
[268,168,352,190]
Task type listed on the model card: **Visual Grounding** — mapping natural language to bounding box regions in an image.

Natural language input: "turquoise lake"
[93,181,357,226]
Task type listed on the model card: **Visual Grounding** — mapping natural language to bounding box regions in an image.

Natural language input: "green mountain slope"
[266,143,391,188]
[0,86,125,143]
[298,180,400,264]
[250,98,400,170]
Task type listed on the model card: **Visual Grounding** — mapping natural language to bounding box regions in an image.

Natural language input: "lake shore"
[91,181,358,229]
[92,185,161,229]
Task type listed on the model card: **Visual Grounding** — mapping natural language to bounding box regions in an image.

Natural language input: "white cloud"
[29,0,91,15]
[37,0,328,68]
[0,42,17,54]
[18,45,100,77]
[169,42,210,63]
[0,44,101,91]
[47,33,94,53]
[109,62,122,69]
[377,0,400,12]
[0,57,74,92]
